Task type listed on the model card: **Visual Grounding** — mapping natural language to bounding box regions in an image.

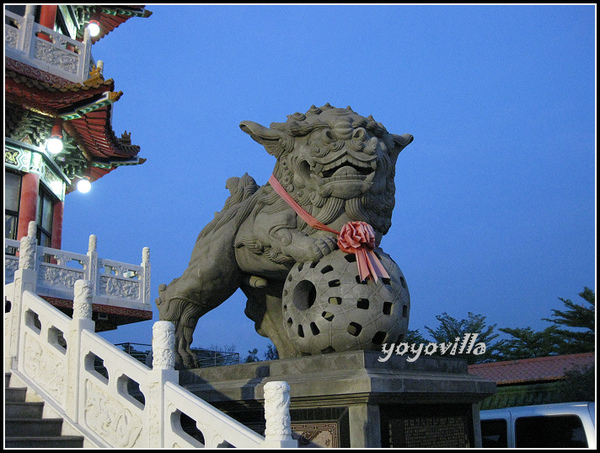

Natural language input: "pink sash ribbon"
[268,175,389,282]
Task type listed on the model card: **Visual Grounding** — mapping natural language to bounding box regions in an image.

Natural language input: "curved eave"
[5,68,116,114]
[66,105,141,160]
[77,5,153,44]
[6,69,141,161]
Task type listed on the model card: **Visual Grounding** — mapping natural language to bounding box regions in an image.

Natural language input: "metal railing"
[116,342,241,368]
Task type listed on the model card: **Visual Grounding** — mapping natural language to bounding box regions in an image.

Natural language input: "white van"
[480,402,596,448]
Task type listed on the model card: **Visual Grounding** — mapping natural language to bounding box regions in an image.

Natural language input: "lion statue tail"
[223,172,259,209]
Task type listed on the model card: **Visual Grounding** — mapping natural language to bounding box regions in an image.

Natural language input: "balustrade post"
[5,222,38,369]
[20,6,35,57]
[262,381,297,448]
[65,279,95,422]
[79,27,93,80]
[141,247,151,306]
[145,321,179,448]
[86,234,99,298]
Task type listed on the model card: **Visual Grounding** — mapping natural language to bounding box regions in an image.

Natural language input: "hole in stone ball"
[298,324,305,337]
[321,346,336,354]
[355,275,368,285]
[297,262,304,272]
[383,302,393,315]
[293,280,317,311]
[357,298,369,310]
[400,276,407,289]
[382,277,391,285]
[328,297,342,305]
[344,254,357,263]
[310,322,320,336]
[287,317,293,327]
[372,331,387,345]
[347,322,362,337]
[402,305,408,318]
[320,265,334,274]
[322,311,334,322]
[328,279,341,287]
[310,261,318,268]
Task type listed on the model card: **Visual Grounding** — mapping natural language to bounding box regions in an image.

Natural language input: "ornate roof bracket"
[58,91,123,121]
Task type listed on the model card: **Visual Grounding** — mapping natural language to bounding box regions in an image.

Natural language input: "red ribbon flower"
[337,221,376,254]
[338,221,389,282]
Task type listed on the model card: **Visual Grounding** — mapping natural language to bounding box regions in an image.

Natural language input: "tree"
[543,287,595,354]
[555,364,595,402]
[244,348,259,363]
[494,326,563,360]
[401,329,426,344]
[264,343,279,361]
[424,312,499,364]
[492,287,595,361]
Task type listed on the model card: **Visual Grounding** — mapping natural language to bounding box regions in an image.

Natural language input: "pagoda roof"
[78,5,153,43]
[4,5,150,193]
[5,66,142,164]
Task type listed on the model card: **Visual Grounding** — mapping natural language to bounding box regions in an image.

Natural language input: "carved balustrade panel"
[83,378,145,448]
[20,292,71,406]
[98,258,143,302]
[36,246,89,296]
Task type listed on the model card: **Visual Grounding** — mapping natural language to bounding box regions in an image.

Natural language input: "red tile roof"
[5,66,116,113]
[468,353,595,385]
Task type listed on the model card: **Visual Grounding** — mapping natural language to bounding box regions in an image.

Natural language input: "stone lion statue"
[156,104,413,368]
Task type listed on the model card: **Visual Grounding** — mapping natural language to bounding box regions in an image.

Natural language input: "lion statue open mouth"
[155,104,413,368]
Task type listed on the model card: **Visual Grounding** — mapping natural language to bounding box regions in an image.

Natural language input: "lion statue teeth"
[155,104,413,368]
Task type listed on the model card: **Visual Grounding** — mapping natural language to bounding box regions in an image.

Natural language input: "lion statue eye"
[310,146,327,157]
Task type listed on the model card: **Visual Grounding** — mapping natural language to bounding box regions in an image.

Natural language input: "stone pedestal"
[179,350,496,448]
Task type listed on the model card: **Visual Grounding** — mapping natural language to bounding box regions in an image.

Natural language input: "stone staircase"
[4,373,84,448]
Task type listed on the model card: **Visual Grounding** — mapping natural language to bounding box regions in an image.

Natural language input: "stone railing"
[5,256,296,447]
[5,222,151,314]
[4,7,93,84]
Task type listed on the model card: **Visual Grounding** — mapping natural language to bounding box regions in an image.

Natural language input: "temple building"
[4,4,153,330]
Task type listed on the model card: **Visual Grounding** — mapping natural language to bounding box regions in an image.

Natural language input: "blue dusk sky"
[59,4,596,357]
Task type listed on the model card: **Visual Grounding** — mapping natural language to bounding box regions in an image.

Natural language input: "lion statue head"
[239,104,413,241]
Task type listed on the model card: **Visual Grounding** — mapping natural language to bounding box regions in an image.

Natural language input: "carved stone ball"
[282,248,410,355]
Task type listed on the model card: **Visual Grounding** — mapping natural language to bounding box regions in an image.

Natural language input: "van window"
[481,419,508,447]
[515,415,588,448]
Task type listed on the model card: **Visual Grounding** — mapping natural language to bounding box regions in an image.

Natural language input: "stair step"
[5,418,64,437]
[5,387,27,402]
[4,436,85,448]
[5,372,84,448]
[5,401,45,418]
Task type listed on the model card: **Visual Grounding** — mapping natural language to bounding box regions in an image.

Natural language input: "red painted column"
[51,200,64,250]
[17,173,40,241]
[38,5,58,42]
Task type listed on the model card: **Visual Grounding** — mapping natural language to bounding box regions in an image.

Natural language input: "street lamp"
[77,177,92,193]
[46,120,63,154]
[87,10,101,37]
